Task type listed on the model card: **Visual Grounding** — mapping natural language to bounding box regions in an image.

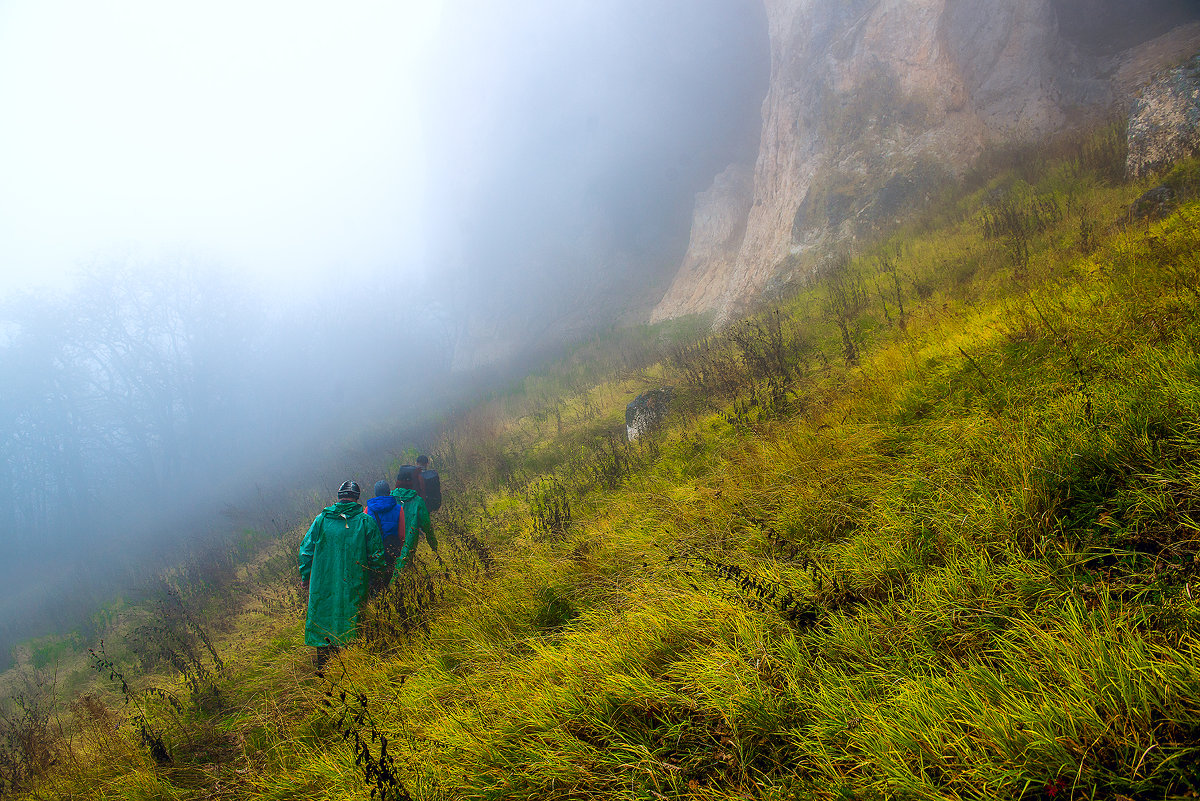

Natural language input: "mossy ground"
[8,137,1200,800]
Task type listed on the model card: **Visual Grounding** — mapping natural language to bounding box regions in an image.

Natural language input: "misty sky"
[0,0,770,659]
[0,1,765,310]
[0,1,440,298]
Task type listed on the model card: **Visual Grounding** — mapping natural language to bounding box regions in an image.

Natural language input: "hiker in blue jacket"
[365,479,405,590]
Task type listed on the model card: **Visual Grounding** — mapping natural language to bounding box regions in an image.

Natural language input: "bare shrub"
[528,478,572,540]
[0,669,64,796]
[824,254,869,366]
[129,585,225,713]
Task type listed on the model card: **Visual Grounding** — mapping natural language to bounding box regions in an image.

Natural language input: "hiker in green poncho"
[391,465,437,569]
[298,480,385,668]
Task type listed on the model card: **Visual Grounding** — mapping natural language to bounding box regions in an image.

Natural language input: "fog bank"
[0,1,770,662]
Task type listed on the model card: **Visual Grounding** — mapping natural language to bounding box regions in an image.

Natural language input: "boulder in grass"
[626,388,674,441]
[1128,184,1179,221]
[1127,53,1200,180]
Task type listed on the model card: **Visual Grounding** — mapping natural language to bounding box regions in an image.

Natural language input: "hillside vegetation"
[6,131,1200,800]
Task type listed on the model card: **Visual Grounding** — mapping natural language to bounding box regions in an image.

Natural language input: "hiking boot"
[314,646,338,671]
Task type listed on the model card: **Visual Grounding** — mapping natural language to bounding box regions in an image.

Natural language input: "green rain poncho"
[298,501,385,647]
[390,487,437,568]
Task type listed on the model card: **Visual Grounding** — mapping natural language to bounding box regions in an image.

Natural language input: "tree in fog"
[0,262,252,646]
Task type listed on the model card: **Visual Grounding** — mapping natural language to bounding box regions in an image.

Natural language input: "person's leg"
[369,538,400,595]
[382,537,401,586]
[314,645,333,670]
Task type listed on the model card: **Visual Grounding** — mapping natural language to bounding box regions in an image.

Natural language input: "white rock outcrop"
[654,2,1200,324]
[1128,53,1200,178]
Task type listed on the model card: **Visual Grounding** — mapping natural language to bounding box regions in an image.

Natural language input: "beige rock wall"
[651,164,754,322]
[653,0,1200,324]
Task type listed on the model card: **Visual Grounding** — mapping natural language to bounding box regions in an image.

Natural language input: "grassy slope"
[21,146,1200,800]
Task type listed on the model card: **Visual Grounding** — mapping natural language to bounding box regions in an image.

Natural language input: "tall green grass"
[9,135,1200,800]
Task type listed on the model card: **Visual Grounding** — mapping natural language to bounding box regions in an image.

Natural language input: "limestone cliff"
[653,1,1200,324]
[652,164,754,320]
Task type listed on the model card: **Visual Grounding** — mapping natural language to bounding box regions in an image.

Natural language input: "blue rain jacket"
[365,495,405,541]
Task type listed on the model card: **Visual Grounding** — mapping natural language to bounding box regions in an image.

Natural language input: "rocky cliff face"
[652,0,1200,324]
[650,164,755,320]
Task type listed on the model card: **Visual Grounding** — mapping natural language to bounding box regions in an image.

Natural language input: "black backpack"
[421,469,442,512]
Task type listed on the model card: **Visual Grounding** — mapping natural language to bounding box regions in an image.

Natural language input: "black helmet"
[337,480,361,500]
[395,465,419,489]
